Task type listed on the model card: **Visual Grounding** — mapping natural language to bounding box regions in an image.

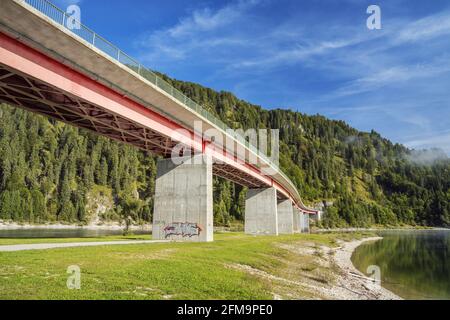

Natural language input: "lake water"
[0,228,150,238]
[352,230,450,300]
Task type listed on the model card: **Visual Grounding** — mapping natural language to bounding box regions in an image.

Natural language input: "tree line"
[0,73,448,227]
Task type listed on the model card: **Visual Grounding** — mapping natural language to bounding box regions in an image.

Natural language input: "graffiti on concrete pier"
[164,222,202,239]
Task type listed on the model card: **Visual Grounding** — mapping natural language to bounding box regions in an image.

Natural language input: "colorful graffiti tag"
[164,222,203,239]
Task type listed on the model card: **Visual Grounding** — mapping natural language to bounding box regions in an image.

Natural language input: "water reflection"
[352,230,450,299]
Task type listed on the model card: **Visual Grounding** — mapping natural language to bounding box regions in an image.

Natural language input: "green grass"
[0,232,367,300]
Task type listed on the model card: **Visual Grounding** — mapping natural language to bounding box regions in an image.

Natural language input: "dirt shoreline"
[331,237,402,300]
[229,236,403,300]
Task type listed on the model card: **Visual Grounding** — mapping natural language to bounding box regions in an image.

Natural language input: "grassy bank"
[0,232,372,300]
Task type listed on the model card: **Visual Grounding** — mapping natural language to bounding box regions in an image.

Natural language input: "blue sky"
[55,0,450,154]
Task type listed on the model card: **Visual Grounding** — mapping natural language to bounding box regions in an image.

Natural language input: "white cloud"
[136,5,450,75]
[231,38,361,69]
[132,3,450,154]
[231,10,450,73]
[332,60,450,97]
[136,0,263,61]
[405,132,450,156]
[167,0,259,37]
[405,149,448,165]
[394,12,450,44]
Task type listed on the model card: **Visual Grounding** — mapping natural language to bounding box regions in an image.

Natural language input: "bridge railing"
[23,0,293,183]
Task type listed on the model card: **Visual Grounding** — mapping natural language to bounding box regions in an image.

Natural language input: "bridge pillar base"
[245,188,278,236]
[152,155,213,242]
[277,200,294,234]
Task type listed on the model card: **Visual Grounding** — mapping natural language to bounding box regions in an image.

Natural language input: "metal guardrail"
[22,0,300,192]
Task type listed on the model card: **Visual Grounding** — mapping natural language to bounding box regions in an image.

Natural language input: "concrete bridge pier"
[277,200,294,234]
[152,155,213,242]
[304,214,310,233]
[245,188,278,236]
[293,208,301,233]
[300,212,310,233]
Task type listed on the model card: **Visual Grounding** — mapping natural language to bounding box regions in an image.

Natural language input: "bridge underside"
[0,64,285,198]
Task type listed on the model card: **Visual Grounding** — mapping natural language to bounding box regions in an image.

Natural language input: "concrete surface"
[152,155,213,242]
[300,212,310,233]
[277,200,294,234]
[245,188,278,236]
[293,208,301,233]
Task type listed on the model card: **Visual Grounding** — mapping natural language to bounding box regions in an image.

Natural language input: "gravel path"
[0,240,168,252]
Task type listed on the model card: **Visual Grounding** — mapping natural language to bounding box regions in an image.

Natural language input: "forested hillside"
[0,74,449,227]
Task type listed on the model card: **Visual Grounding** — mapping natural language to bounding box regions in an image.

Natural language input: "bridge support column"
[245,188,278,236]
[305,214,310,233]
[277,200,294,234]
[300,212,310,233]
[293,209,301,233]
[152,155,213,242]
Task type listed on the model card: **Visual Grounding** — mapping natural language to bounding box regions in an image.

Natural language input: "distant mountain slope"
[0,73,449,227]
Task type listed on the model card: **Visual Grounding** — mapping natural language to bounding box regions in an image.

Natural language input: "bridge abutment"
[277,200,294,234]
[245,188,278,236]
[152,155,213,242]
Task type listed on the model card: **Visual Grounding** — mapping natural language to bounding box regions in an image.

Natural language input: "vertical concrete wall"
[277,200,294,234]
[293,212,299,233]
[152,155,213,242]
[245,188,278,235]
[293,208,301,233]
[301,213,310,233]
[299,211,305,233]
[298,211,310,233]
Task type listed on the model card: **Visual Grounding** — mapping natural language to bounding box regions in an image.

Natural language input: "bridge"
[0,0,317,241]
